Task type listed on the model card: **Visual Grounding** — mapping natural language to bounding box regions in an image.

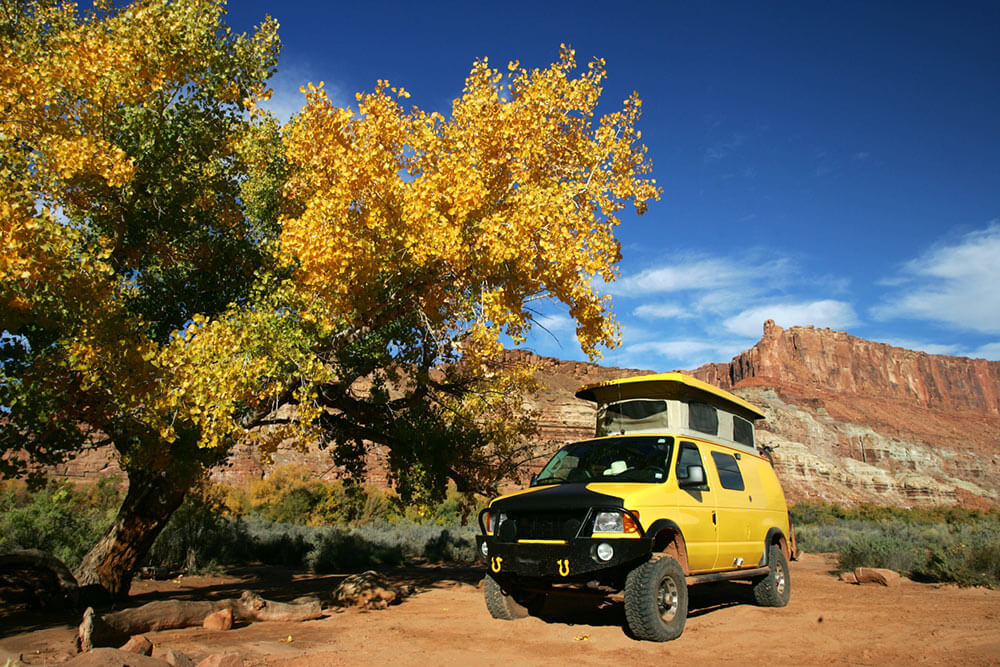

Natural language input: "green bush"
[221,464,480,527]
[792,501,1000,588]
[835,531,922,573]
[0,477,120,569]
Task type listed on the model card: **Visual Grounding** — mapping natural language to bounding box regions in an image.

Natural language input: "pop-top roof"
[575,372,766,421]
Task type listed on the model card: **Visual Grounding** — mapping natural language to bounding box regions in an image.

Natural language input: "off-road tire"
[752,544,791,607]
[483,574,529,620]
[624,555,689,641]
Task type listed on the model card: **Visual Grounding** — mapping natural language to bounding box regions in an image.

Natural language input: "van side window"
[733,416,754,447]
[711,451,745,491]
[675,441,706,486]
[688,402,718,435]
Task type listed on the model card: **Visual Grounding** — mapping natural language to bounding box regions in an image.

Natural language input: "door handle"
[712,511,717,525]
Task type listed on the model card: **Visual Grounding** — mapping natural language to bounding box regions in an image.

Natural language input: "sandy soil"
[2,554,999,666]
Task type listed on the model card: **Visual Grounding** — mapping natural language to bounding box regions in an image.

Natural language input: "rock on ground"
[331,571,413,610]
[855,567,902,586]
[158,648,196,667]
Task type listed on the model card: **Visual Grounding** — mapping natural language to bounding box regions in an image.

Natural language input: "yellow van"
[476,372,793,641]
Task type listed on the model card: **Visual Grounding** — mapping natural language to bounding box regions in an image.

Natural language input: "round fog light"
[596,542,614,562]
[480,541,489,557]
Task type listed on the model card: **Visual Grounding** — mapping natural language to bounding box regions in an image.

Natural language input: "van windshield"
[534,436,674,485]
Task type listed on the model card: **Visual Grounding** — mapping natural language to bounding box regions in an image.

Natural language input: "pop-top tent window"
[733,415,754,447]
[688,401,718,435]
[598,399,668,436]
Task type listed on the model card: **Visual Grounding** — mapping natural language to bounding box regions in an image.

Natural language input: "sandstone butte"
[49,321,1000,509]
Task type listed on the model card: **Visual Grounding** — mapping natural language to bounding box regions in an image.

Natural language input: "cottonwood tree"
[1,0,659,597]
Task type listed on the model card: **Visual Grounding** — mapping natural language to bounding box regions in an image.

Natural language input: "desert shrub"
[835,531,922,573]
[911,524,1000,588]
[0,477,120,569]
[792,501,999,527]
[307,528,405,572]
[145,484,254,572]
[423,528,477,563]
[219,465,484,528]
[793,501,1000,588]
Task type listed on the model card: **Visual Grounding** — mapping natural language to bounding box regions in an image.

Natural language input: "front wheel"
[752,544,791,607]
[483,574,529,620]
[624,555,689,641]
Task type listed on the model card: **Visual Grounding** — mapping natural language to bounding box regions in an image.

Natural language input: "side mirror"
[529,473,538,487]
[679,464,706,488]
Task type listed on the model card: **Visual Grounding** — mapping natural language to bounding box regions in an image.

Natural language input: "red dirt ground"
[2,554,999,665]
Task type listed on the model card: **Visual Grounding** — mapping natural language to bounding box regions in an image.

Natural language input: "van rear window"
[711,451,745,491]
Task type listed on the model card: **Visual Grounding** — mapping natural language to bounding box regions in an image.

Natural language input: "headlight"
[594,511,623,533]
[593,510,641,534]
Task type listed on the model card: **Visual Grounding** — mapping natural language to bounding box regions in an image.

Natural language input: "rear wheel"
[752,544,791,607]
[483,574,529,620]
[624,555,688,641]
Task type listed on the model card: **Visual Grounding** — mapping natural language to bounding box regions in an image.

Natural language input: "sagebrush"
[792,501,1000,588]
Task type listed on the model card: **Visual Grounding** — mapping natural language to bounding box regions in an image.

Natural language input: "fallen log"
[77,591,324,651]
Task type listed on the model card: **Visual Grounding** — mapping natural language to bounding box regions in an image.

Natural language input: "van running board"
[686,566,769,585]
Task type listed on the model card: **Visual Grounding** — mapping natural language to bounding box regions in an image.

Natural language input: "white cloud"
[971,342,1000,361]
[882,338,1000,361]
[533,313,574,333]
[614,339,747,369]
[882,338,962,356]
[627,340,717,357]
[610,259,741,294]
[610,255,793,297]
[261,65,347,124]
[633,303,689,319]
[723,300,858,337]
[873,222,1000,334]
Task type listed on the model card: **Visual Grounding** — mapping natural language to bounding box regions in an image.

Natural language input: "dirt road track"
[3,553,999,665]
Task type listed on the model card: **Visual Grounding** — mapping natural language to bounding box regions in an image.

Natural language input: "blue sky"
[227,1,1000,371]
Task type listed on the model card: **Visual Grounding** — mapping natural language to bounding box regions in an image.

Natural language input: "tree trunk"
[77,592,324,651]
[74,468,193,598]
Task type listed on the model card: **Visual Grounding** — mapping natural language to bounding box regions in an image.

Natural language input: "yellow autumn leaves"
[280,45,659,369]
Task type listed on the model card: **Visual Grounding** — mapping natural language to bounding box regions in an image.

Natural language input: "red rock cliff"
[694,320,1000,415]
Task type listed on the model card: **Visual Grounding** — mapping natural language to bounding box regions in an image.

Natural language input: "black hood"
[491,483,625,513]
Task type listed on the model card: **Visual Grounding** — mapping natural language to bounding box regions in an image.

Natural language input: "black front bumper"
[476,535,652,580]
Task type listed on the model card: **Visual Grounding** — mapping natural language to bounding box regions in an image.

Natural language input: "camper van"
[476,372,792,641]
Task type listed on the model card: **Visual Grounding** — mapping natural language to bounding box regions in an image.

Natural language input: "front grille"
[502,510,588,541]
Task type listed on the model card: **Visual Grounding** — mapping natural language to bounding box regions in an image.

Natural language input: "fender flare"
[644,519,690,574]
[759,527,788,566]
